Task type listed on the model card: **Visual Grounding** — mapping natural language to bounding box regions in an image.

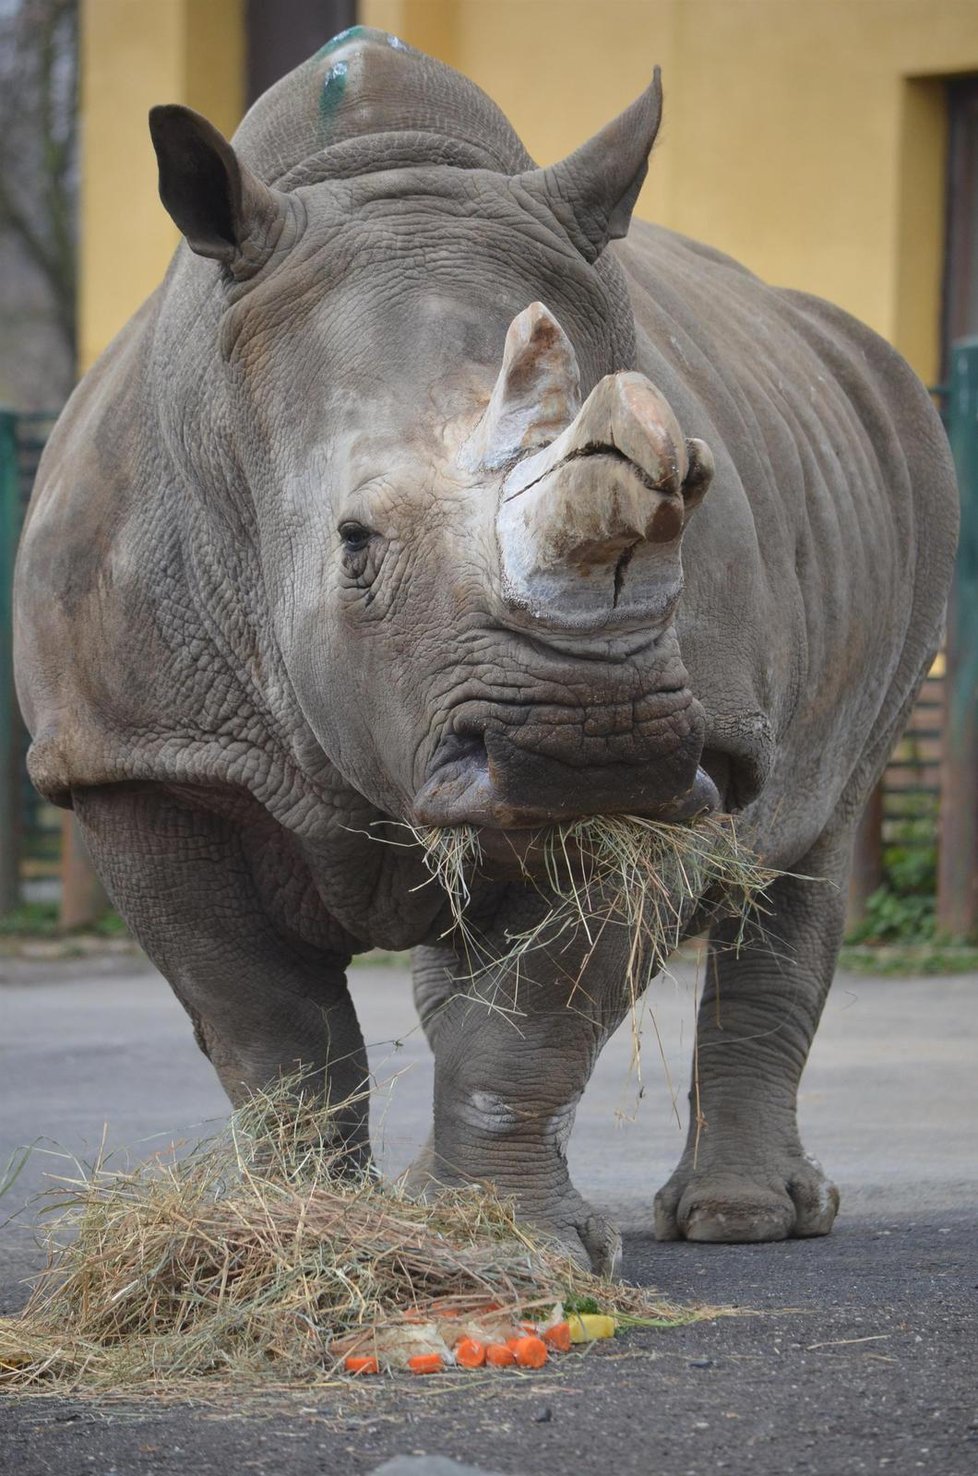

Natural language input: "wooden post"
[59,813,107,930]
[938,338,978,939]
[847,783,884,934]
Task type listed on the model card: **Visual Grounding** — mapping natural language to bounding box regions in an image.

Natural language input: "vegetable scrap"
[334,1307,615,1375]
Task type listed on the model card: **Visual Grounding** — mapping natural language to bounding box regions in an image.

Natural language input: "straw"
[0,1079,701,1394]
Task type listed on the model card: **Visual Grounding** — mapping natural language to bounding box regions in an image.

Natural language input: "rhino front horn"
[496,370,714,633]
[459,302,581,472]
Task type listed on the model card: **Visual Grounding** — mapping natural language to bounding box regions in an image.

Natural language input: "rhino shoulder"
[15,288,226,806]
[15,294,159,789]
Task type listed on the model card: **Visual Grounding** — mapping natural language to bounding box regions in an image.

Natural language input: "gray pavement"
[0,952,976,1475]
[1,953,974,1238]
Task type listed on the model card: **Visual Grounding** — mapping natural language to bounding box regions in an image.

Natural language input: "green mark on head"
[319,59,348,126]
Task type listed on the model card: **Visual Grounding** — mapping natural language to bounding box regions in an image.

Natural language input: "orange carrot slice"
[485,1343,516,1367]
[344,1355,379,1375]
[542,1321,571,1352]
[512,1336,548,1369]
[454,1338,486,1368]
[407,1353,444,1375]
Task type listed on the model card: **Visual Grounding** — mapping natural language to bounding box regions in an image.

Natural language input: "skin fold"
[14,29,958,1273]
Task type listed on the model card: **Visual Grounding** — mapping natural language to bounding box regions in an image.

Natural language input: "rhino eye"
[338,521,372,554]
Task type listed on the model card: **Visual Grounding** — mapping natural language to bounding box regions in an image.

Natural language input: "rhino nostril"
[648,498,684,543]
[434,729,487,775]
[612,545,636,608]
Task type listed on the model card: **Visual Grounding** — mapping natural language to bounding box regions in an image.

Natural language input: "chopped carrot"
[485,1343,516,1367]
[454,1338,486,1369]
[344,1355,379,1375]
[512,1336,548,1369]
[542,1321,571,1353]
[407,1353,444,1375]
[505,1336,524,1352]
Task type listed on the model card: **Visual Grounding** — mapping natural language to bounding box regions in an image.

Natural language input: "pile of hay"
[0,1084,698,1394]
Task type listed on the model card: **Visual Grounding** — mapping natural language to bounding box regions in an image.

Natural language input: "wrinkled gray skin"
[14,30,958,1273]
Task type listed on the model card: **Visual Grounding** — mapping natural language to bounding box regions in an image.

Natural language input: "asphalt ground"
[0,953,976,1475]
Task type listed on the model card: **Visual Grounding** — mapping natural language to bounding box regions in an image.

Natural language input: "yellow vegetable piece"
[567,1313,617,1344]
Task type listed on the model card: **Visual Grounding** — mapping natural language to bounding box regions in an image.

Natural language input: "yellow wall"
[79,1,978,384]
[366,0,978,383]
[78,0,244,374]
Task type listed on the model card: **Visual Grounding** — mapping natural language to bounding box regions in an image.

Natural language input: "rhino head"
[148,31,717,857]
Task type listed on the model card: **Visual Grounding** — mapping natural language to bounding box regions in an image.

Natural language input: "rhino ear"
[149,104,286,275]
[516,68,663,262]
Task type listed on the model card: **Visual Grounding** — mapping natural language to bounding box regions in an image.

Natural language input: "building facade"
[80,0,978,387]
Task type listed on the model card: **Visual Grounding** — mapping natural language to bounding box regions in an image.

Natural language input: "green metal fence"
[938,338,978,936]
[0,412,18,910]
[0,409,61,912]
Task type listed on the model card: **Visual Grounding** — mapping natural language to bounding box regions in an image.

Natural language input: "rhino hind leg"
[653,831,848,1243]
[72,785,369,1166]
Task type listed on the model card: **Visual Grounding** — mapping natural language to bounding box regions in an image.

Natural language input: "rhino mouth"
[411,724,719,840]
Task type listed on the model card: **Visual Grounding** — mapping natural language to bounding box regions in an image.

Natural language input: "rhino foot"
[526,1188,623,1278]
[653,1156,839,1243]
[404,1144,620,1277]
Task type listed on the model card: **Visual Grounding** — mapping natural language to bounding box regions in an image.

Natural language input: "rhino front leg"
[417,925,630,1277]
[654,833,847,1242]
[73,786,369,1163]
[401,941,464,1188]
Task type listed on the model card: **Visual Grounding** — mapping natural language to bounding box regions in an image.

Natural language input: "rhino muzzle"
[412,731,720,834]
[412,673,719,834]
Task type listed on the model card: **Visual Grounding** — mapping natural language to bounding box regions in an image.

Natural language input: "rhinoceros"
[14,28,957,1272]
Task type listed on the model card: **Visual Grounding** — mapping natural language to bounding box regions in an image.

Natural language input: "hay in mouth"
[411,810,778,985]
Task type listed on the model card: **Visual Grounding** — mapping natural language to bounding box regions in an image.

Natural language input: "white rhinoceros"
[14,28,957,1272]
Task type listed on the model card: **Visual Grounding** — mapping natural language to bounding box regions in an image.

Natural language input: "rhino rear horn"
[149,104,287,276]
[516,68,663,262]
[460,302,581,472]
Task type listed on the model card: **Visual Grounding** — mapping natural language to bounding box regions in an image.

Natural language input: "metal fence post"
[0,410,20,912]
[938,338,978,939]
